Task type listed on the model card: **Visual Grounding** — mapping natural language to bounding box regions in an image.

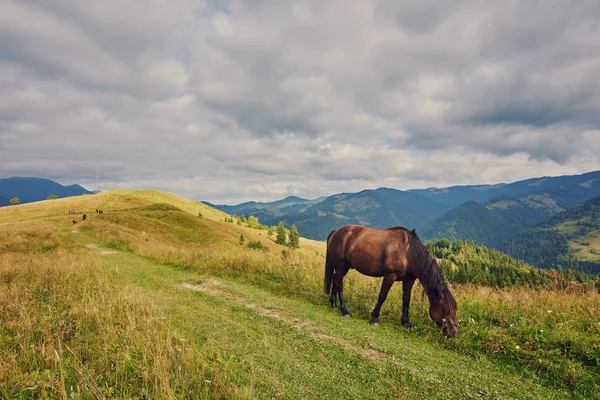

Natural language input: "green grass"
[89,245,569,399]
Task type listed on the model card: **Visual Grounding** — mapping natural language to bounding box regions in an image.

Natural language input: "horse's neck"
[415,257,444,302]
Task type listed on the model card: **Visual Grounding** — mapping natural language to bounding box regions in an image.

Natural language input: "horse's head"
[429,291,459,337]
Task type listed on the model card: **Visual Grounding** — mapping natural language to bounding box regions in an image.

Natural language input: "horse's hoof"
[402,322,414,328]
[370,320,379,326]
[342,313,351,318]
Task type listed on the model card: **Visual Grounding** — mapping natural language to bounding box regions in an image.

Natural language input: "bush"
[246,241,265,251]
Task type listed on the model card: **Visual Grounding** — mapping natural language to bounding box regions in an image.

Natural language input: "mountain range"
[0,177,93,206]
[207,170,600,239]
[206,170,600,273]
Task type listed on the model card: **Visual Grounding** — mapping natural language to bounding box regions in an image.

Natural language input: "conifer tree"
[289,225,300,248]
[275,222,287,245]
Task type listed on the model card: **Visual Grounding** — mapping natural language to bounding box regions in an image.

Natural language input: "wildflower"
[539,329,543,333]
[515,345,520,349]
[547,310,552,313]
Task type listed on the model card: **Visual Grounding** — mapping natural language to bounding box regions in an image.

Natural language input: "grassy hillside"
[1,191,599,398]
[503,195,600,274]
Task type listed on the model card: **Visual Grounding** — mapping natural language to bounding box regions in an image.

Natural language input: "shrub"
[246,241,265,250]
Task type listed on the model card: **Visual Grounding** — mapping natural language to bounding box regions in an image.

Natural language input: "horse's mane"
[386,226,420,241]
[407,232,455,309]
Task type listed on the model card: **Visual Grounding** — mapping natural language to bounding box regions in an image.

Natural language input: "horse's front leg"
[401,279,416,328]
[370,274,396,326]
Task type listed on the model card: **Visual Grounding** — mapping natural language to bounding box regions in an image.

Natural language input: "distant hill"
[420,201,512,247]
[421,192,567,247]
[207,188,450,240]
[203,195,324,225]
[501,195,600,274]
[0,177,93,206]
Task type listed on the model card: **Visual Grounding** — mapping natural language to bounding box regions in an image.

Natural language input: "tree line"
[226,214,300,249]
[428,239,599,291]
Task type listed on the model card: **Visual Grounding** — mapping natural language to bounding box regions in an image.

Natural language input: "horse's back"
[328,224,411,276]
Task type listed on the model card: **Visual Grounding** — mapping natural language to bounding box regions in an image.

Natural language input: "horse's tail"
[324,230,336,294]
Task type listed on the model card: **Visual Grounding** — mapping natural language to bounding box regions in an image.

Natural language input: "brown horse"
[325,224,459,337]
[98,210,103,215]
[82,214,87,221]
[72,219,78,225]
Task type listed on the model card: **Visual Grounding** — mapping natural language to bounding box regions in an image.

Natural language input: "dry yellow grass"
[0,224,219,398]
[0,189,229,225]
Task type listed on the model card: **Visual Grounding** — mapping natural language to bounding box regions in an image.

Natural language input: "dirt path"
[182,281,387,361]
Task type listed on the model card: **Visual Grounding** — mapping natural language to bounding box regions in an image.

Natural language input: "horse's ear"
[411,228,416,235]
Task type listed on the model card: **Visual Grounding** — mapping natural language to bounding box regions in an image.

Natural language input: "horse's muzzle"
[443,325,458,337]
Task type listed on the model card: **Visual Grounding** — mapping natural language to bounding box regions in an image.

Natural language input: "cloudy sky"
[1,1,599,203]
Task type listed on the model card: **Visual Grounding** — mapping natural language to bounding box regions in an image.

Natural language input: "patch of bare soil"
[182,281,387,361]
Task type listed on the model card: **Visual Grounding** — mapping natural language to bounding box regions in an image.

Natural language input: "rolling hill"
[0,177,93,206]
[502,195,600,274]
[420,200,512,247]
[421,192,567,247]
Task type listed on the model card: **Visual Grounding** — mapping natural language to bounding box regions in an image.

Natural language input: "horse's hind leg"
[333,267,350,317]
[370,274,396,326]
[329,273,338,308]
[401,279,416,328]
